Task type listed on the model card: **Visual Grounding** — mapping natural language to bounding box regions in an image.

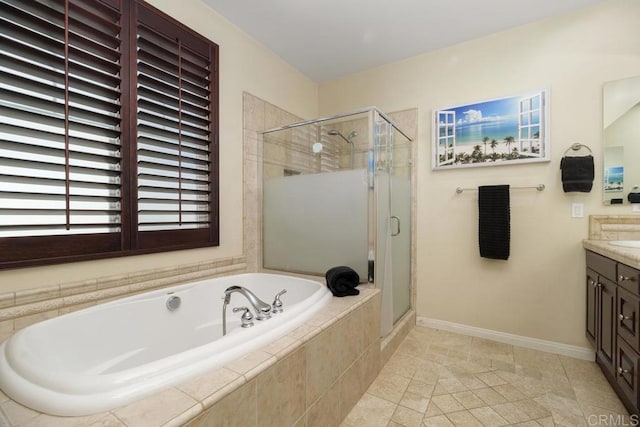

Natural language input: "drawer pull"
[618,314,632,321]
[619,275,637,282]
[618,367,631,375]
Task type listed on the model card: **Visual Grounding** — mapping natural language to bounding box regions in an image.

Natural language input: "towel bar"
[456,184,545,194]
[563,143,592,156]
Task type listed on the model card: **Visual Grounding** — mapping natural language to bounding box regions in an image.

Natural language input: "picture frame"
[432,89,550,169]
[604,166,624,192]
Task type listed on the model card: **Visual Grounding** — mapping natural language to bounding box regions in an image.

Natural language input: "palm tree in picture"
[482,136,490,156]
[490,139,498,161]
[504,136,515,154]
[490,139,498,154]
[472,144,482,162]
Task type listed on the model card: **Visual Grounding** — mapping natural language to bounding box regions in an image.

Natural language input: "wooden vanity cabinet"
[586,252,618,379]
[586,250,640,414]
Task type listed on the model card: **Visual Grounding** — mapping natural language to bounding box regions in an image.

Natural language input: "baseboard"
[416,317,595,361]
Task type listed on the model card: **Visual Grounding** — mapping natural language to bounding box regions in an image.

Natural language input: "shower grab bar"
[455,184,545,194]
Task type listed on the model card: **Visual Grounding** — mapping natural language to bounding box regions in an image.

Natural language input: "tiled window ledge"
[0,256,247,341]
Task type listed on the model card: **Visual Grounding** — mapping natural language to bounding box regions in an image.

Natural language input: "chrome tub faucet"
[222,285,272,336]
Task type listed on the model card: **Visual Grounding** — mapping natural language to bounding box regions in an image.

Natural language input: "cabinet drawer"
[618,287,640,352]
[587,251,617,281]
[619,264,640,294]
[616,338,640,410]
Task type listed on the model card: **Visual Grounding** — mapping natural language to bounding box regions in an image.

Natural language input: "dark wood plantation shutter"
[0,0,218,268]
[0,0,125,267]
[134,2,218,251]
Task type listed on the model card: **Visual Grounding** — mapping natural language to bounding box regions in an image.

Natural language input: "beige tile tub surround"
[0,288,382,427]
[343,325,630,427]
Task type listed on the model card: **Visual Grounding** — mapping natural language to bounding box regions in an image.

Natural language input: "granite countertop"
[583,239,640,269]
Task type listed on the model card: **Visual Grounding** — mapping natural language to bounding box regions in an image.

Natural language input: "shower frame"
[259,106,413,332]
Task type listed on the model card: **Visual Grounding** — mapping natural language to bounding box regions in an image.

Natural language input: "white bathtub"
[0,273,332,416]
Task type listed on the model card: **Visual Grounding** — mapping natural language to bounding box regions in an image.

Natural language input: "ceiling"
[202,0,606,83]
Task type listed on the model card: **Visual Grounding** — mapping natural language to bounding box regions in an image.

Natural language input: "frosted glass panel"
[263,169,369,279]
[391,174,411,323]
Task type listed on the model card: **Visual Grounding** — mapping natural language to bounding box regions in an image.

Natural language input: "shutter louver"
[0,0,122,238]
[135,4,214,245]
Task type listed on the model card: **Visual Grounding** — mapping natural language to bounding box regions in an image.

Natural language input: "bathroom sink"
[609,240,640,248]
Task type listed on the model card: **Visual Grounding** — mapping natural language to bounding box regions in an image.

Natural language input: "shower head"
[328,129,357,144]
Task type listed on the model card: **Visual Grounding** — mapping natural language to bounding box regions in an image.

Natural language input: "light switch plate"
[572,203,584,218]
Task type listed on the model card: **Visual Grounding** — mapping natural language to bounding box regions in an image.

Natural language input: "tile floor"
[342,326,631,426]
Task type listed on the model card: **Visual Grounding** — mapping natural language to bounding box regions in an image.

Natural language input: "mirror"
[603,75,640,205]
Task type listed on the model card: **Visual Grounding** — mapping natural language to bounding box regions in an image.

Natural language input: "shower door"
[375,111,412,335]
[390,127,411,324]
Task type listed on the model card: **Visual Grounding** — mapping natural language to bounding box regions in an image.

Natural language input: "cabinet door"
[618,287,640,352]
[617,338,640,409]
[586,269,598,345]
[598,276,617,378]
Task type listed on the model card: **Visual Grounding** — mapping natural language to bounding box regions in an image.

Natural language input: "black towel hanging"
[478,185,510,260]
[560,143,594,193]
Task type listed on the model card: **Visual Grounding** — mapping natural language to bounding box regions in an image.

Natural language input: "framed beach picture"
[604,166,624,192]
[432,90,550,169]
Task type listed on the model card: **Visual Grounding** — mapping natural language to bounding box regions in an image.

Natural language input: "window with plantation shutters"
[134,3,218,250]
[0,0,219,269]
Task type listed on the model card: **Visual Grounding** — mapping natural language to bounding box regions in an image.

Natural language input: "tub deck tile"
[286,322,322,343]
[21,411,121,427]
[161,403,203,427]
[176,367,242,403]
[201,375,247,409]
[306,311,337,329]
[260,334,300,358]
[225,350,276,379]
[111,387,199,427]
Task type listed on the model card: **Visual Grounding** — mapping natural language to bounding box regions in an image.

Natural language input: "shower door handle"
[391,216,400,236]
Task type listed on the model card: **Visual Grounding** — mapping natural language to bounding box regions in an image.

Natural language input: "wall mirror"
[603,75,640,205]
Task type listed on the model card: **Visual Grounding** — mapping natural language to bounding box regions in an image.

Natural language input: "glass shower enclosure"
[260,107,412,335]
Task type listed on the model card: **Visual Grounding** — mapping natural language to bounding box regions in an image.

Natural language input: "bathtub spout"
[223,285,272,336]
[224,286,271,319]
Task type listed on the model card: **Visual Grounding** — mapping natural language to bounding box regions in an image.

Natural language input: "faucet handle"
[272,289,287,314]
[232,306,254,328]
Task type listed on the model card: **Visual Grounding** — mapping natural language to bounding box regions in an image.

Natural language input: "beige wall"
[0,0,318,292]
[319,0,640,347]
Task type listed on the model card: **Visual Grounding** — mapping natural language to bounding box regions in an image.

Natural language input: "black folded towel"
[560,155,594,192]
[325,266,360,297]
[628,193,640,204]
[478,185,510,260]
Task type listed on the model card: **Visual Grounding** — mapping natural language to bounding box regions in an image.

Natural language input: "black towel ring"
[563,143,592,156]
